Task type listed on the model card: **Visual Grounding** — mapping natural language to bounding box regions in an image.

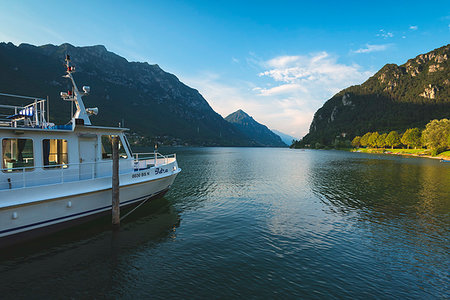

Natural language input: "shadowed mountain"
[225,109,287,147]
[0,42,253,146]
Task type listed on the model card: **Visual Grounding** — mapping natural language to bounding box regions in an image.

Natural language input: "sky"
[0,0,449,138]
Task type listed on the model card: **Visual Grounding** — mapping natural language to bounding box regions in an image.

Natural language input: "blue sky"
[0,0,449,138]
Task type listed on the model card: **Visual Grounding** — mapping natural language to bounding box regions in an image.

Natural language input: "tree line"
[351,118,450,155]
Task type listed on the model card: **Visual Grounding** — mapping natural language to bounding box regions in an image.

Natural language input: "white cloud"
[377,29,394,38]
[409,25,418,30]
[352,44,390,54]
[266,55,301,68]
[254,52,373,136]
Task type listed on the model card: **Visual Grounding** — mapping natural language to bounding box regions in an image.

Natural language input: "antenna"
[61,55,97,125]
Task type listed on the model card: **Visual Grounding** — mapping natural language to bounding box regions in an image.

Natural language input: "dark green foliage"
[401,128,422,149]
[368,132,380,148]
[225,110,287,147]
[422,119,450,150]
[294,44,450,148]
[351,136,361,147]
[360,132,372,147]
[376,133,387,148]
[0,42,253,146]
[386,131,401,149]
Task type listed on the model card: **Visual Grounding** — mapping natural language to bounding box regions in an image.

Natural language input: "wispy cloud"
[258,52,372,86]
[409,25,418,30]
[376,29,394,39]
[352,44,391,54]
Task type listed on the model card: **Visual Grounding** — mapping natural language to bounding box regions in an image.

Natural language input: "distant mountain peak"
[225,109,253,123]
[225,109,287,147]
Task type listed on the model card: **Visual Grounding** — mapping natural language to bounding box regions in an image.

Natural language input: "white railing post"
[22,168,25,187]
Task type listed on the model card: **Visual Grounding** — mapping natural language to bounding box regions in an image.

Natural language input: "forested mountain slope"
[295,44,450,147]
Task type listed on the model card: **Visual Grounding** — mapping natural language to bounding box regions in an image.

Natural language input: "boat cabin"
[0,122,134,190]
[0,55,159,190]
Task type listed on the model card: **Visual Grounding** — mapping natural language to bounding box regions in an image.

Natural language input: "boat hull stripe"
[0,190,163,235]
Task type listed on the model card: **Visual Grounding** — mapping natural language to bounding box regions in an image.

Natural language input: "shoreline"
[351,148,450,161]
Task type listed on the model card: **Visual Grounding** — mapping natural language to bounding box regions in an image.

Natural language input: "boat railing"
[0,93,50,128]
[133,152,176,170]
[0,155,177,191]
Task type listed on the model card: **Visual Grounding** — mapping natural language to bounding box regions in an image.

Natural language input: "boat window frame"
[101,134,128,160]
[1,137,35,172]
[42,138,69,169]
[123,134,133,157]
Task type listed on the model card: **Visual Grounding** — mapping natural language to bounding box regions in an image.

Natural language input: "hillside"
[225,109,287,147]
[0,42,252,146]
[294,44,450,148]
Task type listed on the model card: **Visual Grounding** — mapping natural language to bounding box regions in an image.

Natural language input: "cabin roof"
[0,124,129,133]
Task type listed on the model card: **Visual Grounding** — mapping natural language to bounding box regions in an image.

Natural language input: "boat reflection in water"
[0,197,180,297]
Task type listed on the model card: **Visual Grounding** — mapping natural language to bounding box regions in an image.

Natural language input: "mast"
[61,55,95,125]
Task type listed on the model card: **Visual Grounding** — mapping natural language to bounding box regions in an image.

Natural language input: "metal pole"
[112,136,120,227]
[47,96,49,126]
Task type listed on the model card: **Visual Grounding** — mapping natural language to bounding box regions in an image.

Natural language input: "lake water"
[1,148,449,298]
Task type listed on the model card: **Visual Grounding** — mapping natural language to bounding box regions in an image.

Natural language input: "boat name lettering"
[155,167,168,175]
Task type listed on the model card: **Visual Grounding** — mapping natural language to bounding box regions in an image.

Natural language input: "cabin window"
[2,138,34,172]
[101,135,128,159]
[43,139,68,168]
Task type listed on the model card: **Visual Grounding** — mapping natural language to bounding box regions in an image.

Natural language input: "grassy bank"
[352,148,450,159]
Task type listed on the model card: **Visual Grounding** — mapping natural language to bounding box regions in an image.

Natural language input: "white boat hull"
[0,167,180,246]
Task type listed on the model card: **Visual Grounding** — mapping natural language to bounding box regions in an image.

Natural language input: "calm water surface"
[1,148,449,299]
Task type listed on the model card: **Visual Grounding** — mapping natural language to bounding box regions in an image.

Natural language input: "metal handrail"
[0,154,177,190]
[0,93,49,128]
[1,159,114,173]
[1,152,177,172]
[133,152,176,166]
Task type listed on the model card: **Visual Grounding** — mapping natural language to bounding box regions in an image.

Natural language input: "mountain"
[225,109,287,147]
[0,42,252,146]
[271,130,297,146]
[294,44,450,148]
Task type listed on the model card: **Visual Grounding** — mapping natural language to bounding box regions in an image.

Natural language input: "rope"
[119,195,152,221]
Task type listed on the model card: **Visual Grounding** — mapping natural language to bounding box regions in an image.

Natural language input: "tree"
[386,131,401,149]
[377,133,387,148]
[368,132,380,148]
[401,128,422,149]
[360,132,372,147]
[422,119,450,151]
[351,136,361,148]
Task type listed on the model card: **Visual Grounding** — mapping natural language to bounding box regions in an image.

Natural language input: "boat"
[0,55,181,246]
